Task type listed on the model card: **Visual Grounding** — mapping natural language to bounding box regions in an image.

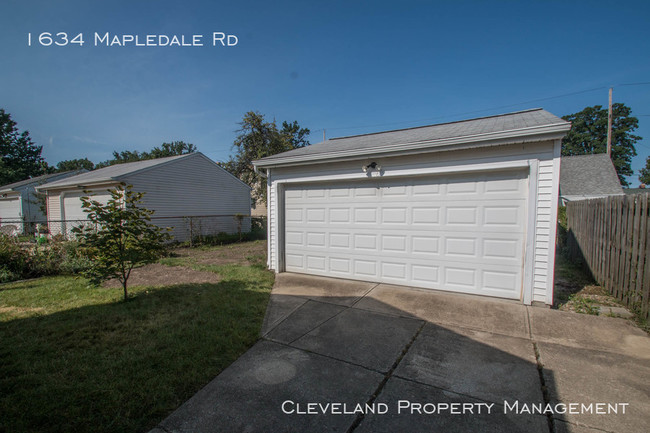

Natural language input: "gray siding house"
[0,171,83,234]
[37,153,251,241]
[254,108,571,306]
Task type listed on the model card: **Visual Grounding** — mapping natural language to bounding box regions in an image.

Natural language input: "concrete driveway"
[152,273,650,433]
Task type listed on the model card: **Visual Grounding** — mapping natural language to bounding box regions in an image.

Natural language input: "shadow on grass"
[0,279,271,433]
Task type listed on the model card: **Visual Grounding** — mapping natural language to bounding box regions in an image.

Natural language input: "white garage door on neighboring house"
[62,190,113,234]
[0,198,22,231]
[283,170,529,300]
[63,190,113,221]
[0,197,21,221]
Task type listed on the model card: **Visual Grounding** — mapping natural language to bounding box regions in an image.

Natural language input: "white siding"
[124,153,251,241]
[268,174,275,268]
[268,140,559,304]
[46,192,61,234]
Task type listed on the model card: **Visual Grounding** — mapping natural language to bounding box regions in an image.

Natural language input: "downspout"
[17,193,24,233]
[253,165,267,179]
[60,191,67,237]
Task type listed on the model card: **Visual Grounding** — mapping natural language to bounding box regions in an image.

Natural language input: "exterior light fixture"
[362,162,382,173]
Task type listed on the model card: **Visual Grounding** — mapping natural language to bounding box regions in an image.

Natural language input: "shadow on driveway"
[154,273,650,433]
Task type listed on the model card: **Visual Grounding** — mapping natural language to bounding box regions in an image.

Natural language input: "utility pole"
[607,87,613,157]
[323,129,326,141]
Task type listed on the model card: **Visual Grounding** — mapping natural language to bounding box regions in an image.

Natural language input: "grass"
[0,252,274,433]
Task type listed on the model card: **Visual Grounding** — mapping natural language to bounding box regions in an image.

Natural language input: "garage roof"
[254,108,571,168]
[37,153,192,190]
[0,171,83,193]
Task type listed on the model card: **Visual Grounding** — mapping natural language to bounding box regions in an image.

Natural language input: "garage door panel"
[284,171,527,300]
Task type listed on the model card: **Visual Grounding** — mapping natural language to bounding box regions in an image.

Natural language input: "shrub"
[191,230,266,246]
[0,235,92,283]
[0,234,29,279]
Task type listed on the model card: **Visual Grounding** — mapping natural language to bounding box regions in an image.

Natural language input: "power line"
[313,82,650,137]
[617,82,650,86]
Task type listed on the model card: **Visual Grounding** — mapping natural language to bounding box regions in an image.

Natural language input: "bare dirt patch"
[102,241,267,288]
[103,263,221,288]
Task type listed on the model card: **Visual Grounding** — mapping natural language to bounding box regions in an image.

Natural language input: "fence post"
[189,217,193,248]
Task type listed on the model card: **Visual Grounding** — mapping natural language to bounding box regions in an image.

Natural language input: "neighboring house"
[0,171,83,235]
[253,108,571,306]
[36,153,251,241]
[559,153,624,204]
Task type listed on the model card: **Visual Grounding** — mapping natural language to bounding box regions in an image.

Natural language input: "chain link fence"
[0,215,267,245]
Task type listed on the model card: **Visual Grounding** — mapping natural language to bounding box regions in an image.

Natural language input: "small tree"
[73,185,172,301]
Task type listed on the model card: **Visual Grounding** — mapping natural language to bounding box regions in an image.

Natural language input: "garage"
[254,108,571,305]
[283,170,528,299]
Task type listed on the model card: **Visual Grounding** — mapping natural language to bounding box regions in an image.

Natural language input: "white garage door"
[283,170,528,300]
[0,197,22,222]
[63,191,113,221]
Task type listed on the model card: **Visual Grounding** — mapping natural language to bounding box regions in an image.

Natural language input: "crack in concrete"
[532,341,555,433]
[346,321,427,433]
[527,306,555,433]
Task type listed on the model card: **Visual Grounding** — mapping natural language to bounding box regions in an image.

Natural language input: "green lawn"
[0,251,274,433]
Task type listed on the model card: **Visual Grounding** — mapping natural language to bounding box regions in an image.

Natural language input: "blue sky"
[1,0,649,184]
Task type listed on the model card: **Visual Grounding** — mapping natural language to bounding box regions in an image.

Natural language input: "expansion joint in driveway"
[527,306,555,433]
[532,341,554,433]
[346,321,426,433]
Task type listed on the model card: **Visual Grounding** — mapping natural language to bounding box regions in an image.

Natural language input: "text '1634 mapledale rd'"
[27,32,238,47]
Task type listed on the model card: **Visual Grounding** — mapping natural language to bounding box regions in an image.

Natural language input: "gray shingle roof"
[254,108,570,167]
[0,171,82,192]
[38,153,192,190]
[559,154,624,200]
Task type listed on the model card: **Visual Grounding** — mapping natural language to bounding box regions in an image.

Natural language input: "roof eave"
[36,179,121,192]
[253,123,571,169]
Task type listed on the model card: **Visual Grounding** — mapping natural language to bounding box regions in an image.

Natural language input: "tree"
[639,156,650,185]
[149,141,197,158]
[561,103,641,187]
[223,111,310,203]
[96,141,197,168]
[72,185,172,301]
[56,158,95,172]
[0,108,47,185]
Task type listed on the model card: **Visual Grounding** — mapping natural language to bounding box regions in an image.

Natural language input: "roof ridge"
[329,108,546,141]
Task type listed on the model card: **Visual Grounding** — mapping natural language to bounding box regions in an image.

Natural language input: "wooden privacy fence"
[566,193,650,319]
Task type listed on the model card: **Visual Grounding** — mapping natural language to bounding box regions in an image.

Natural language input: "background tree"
[0,108,48,185]
[223,111,309,203]
[149,141,197,158]
[561,103,641,187]
[96,141,197,168]
[56,158,95,172]
[72,185,172,301]
[639,156,650,185]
